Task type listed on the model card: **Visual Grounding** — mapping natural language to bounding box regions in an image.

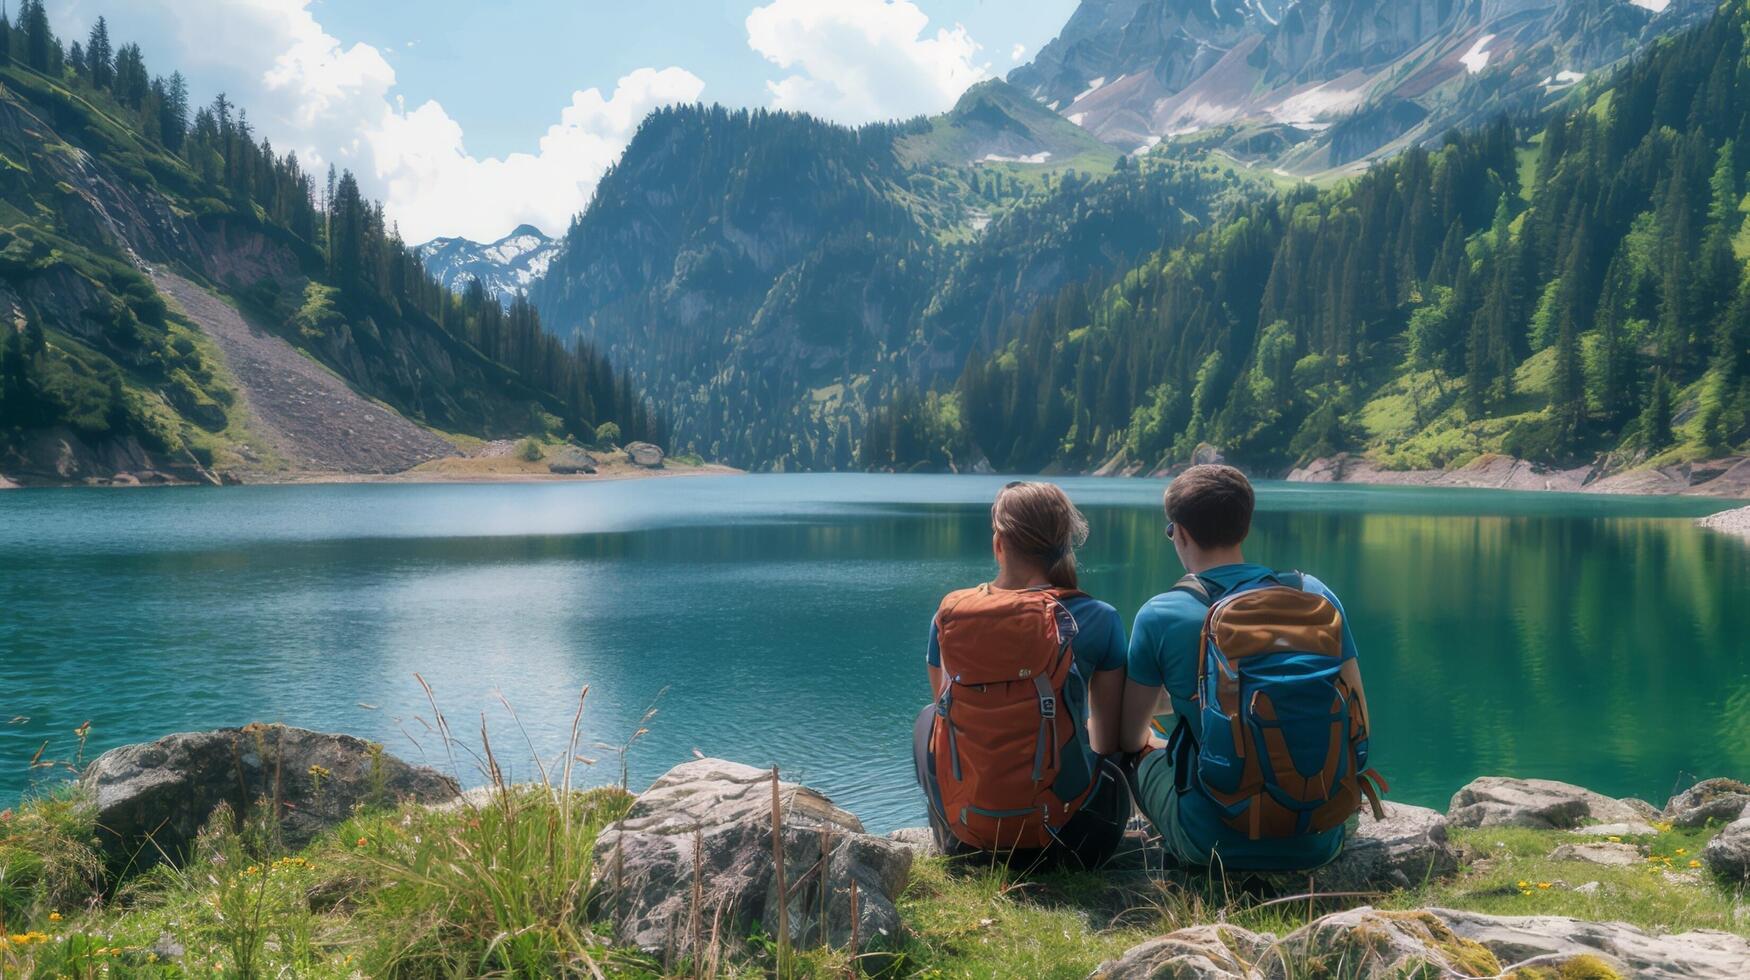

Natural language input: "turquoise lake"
[2,475,1747,832]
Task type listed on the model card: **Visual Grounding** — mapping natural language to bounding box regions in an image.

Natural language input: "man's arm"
[1119,604,1165,753]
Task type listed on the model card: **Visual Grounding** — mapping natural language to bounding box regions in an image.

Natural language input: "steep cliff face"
[1011,0,1711,169]
[529,106,947,469]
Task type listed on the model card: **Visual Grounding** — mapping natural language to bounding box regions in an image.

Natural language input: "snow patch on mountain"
[416,224,562,308]
[1460,35,1498,75]
[1629,0,1670,12]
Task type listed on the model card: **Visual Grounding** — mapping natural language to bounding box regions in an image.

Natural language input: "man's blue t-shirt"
[1128,564,1358,867]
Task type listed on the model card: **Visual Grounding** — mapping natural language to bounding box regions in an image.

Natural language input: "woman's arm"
[1086,667,1125,755]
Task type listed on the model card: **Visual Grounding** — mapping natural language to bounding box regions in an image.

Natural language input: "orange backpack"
[926,584,1096,851]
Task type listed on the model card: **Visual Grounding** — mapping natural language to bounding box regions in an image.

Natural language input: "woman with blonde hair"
[911,481,1131,867]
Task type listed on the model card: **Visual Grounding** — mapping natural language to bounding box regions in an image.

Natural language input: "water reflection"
[1,476,1745,832]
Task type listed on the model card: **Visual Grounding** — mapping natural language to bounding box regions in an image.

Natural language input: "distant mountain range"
[1010,0,1712,171]
[415,225,561,307]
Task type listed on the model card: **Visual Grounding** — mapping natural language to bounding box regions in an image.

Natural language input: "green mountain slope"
[0,8,658,485]
[531,102,1267,470]
[872,2,1750,479]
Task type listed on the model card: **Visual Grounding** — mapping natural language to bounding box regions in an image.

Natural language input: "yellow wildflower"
[47,911,61,922]
[1689,859,1702,868]
[1516,879,1530,889]
[1675,848,1687,855]
[1536,882,1552,889]
[1520,889,1532,896]
[1606,835,1621,842]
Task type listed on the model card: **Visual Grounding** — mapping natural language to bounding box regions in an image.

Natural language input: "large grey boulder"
[625,442,665,468]
[1665,778,1750,828]
[1447,777,1654,831]
[593,759,911,959]
[1435,907,1750,979]
[1091,924,1271,979]
[1703,816,1750,883]
[1306,803,1458,892]
[1094,904,1750,979]
[80,725,458,868]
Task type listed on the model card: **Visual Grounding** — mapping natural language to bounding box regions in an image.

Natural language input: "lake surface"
[3,475,1747,833]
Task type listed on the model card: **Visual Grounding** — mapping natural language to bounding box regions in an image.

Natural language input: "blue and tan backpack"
[1174,571,1388,840]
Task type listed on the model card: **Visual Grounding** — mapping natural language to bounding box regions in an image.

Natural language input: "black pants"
[911,704,1131,870]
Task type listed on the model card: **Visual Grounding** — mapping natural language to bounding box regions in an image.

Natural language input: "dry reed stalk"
[689,828,704,963]
[847,878,860,978]
[770,766,789,973]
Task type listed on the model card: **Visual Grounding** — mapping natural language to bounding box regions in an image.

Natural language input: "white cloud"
[369,69,704,244]
[51,0,702,243]
[1011,43,1027,61]
[746,0,986,125]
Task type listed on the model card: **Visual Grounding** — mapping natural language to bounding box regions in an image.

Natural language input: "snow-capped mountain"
[1011,0,1712,172]
[416,225,561,308]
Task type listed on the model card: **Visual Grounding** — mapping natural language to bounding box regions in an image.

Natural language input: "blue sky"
[315,0,1077,160]
[48,0,1079,242]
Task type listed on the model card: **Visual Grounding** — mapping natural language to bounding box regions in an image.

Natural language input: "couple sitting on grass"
[913,465,1388,873]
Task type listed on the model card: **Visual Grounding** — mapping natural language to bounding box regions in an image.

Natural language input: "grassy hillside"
[0,18,659,485]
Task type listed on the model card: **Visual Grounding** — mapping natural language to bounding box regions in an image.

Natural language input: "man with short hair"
[1119,464,1379,871]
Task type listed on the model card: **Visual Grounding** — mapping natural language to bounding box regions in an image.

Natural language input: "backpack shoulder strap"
[1170,573,1212,606]
[1274,569,1307,592]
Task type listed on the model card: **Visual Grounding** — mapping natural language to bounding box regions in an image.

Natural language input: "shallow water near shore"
[3,475,1747,833]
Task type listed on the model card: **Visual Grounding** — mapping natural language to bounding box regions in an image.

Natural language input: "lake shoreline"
[0,448,743,489]
[1283,451,1750,498]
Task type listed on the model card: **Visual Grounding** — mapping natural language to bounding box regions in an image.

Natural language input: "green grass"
[4,794,1746,978]
[1381,824,1748,940]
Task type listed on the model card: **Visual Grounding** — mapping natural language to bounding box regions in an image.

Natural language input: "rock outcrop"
[1298,802,1458,893]
[625,442,665,468]
[1093,923,1273,980]
[1095,906,1750,978]
[80,725,458,868]
[592,759,912,959]
[1447,776,1655,831]
[1665,778,1750,828]
[1702,816,1750,883]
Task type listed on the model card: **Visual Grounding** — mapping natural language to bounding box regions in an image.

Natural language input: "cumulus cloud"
[746,0,987,125]
[368,69,704,243]
[1011,43,1027,61]
[52,0,702,243]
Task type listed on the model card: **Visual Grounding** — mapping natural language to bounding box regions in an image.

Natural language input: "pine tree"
[22,0,50,72]
[0,6,11,68]
[1552,305,1585,440]
[160,71,188,151]
[112,43,147,109]
[1640,371,1674,451]
[85,16,111,90]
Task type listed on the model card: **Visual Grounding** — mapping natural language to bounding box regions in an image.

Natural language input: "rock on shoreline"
[1699,504,1750,542]
[1287,452,1750,498]
[79,725,458,868]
